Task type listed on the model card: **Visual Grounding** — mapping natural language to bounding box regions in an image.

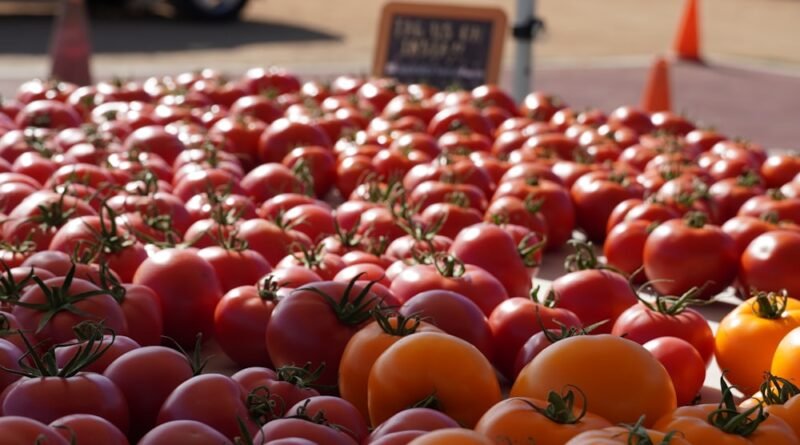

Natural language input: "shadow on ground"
[0,14,340,54]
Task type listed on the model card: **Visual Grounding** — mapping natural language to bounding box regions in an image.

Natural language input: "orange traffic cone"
[49,0,92,85]
[641,56,671,113]
[673,0,701,62]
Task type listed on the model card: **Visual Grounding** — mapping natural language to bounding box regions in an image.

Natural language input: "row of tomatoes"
[0,68,799,444]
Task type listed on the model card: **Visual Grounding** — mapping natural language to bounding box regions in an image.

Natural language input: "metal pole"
[512,0,534,103]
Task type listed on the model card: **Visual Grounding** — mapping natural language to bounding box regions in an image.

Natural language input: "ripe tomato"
[2,372,129,433]
[390,257,509,317]
[258,118,331,163]
[367,408,459,443]
[266,279,390,389]
[611,290,715,366]
[368,331,502,428]
[489,296,581,381]
[133,248,223,348]
[571,170,644,242]
[512,335,676,427]
[475,394,613,445]
[644,337,706,406]
[214,280,281,367]
[284,396,369,444]
[654,384,797,445]
[771,326,800,387]
[137,420,231,445]
[716,291,800,394]
[157,373,257,440]
[740,230,800,300]
[603,219,653,281]
[0,416,69,445]
[13,272,128,346]
[643,212,738,299]
[399,290,494,362]
[450,223,534,298]
[49,414,128,445]
[566,422,691,445]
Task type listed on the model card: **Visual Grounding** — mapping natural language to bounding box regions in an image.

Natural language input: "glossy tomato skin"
[643,217,738,299]
[13,276,128,346]
[214,284,278,367]
[399,290,494,362]
[644,337,706,407]
[157,374,256,440]
[611,302,715,366]
[653,403,797,444]
[512,335,676,427]
[368,332,502,429]
[49,414,129,445]
[716,295,800,395]
[266,280,388,389]
[138,420,232,445]
[54,335,141,374]
[255,418,358,445]
[0,416,70,445]
[571,171,644,242]
[551,270,637,334]
[489,297,581,381]
[390,263,509,317]
[367,408,459,443]
[133,248,223,348]
[1,373,129,433]
[450,223,532,298]
[258,118,332,163]
[103,346,194,440]
[603,219,651,281]
[198,246,272,293]
[285,396,369,444]
[740,231,800,299]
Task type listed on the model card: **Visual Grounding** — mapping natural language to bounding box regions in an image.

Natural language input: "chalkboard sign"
[373,2,507,89]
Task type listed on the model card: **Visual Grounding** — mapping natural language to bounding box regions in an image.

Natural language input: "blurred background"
[0,0,798,146]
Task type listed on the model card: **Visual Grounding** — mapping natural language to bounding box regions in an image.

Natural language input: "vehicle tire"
[170,0,249,21]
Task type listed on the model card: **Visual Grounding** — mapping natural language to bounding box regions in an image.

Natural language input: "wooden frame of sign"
[373,2,507,89]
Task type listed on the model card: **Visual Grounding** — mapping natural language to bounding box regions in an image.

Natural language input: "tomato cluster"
[1,70,799,444]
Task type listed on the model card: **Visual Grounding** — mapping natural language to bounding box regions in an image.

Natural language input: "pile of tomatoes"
[0,68,799,444]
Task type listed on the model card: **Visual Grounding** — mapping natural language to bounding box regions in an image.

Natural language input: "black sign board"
[373,2,507,89]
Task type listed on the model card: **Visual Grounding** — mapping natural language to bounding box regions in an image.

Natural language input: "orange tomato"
[715,291,800,394]
[367,331,502,428]
[565,421,691,445]
[510,334,676,427]
[474,393,612,445]
[654,404,798,444]
[407,428,493,445]
[772,326,800,387]
[655,378,799,444]
[338,313,440,421]
[742,374,800,439]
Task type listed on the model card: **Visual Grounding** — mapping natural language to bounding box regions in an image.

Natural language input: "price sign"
[373,2,507,89]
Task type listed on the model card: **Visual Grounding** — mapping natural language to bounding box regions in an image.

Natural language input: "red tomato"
[133,248,223,348]
[0,416,69,445]
[644,337,706,406]
[643,213,738,299]
[740,230,800,299]
[390,258,509,317]
[13,273,127,346]
[449,223,533,298]
[49,414,129,445]
[367,408,459,443]
[551,268,637,334]
[2,372,129,433]
[157,374,257,440]
[214,280,280,367]
[611,292,715,366]
[103,346,195,440]
[399,290,494,361]
[266,279,391,389]
[138,420,231,445]
[489,296,582,380]
[258,118,331,163]
[571,170,644,242]
[603,219,652,281]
